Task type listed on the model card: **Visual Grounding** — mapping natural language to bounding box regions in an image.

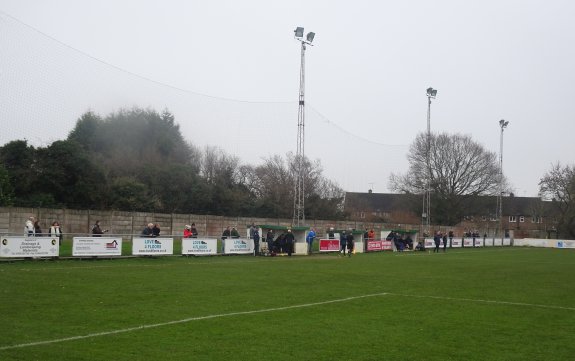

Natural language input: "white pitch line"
[0,292,388,351]
[385,293,575,311]
[2,290,574,351]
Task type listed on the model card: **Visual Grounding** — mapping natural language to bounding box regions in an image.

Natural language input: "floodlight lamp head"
[294,27,304,38]
[499,119,509,129]
[426,87,437,98]
[306,32,315,43]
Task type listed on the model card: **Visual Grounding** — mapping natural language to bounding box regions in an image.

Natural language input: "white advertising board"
[516,238,575,249]
[223,238,253,254]
[424,238,449,248]
[182,238,218,255]
[450,238,462,248]
[72,237,122,257]
[556,240,575,249]
[0,236,59,258]
[132,237,174,256]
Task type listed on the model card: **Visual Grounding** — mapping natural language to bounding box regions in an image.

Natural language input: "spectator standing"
[306,227,316,254]
[442,233,448,252]
[231,227,240,238]
[221,226,231,253]
[448,230,454,248]
[405,234,414,250]
[190,223,198,238]
[184,225,193,238]
[91,221,108,237]
[363,228,369,241]
[346,230,355,257]
[276,233,286,253]
[393,232,404,252]
[33,220,42,237]
[49,221,63,245]
[266,229,274,253]
[250,224,260,256]
[142,223,154,236]
[433,231,441,253]
[340,230,347,255]
[24,216,35,236]
[222,226,231,239]
[328,227,335,239]
[368,229,375,240]
[152,223,161,237]
[284,229,295,256]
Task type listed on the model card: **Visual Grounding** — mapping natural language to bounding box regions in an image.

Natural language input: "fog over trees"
[0,108,345,219]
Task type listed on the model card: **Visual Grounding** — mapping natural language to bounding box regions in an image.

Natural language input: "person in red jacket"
[183,225,193,238]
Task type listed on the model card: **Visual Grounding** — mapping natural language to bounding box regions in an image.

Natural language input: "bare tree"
[200,145,240,185]
[390,132,503,225]
[539,163,575,239]
[249,153,344,219]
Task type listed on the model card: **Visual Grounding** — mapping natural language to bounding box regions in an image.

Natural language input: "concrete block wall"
[0,207,417,239]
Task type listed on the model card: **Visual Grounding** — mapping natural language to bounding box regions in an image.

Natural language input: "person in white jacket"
[49,221,63,245]
[24,216,35,237]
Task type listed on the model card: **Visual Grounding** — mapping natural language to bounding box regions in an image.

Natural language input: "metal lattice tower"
[293,27,315,226]
[496,119,509,240]
[421,87,437,237]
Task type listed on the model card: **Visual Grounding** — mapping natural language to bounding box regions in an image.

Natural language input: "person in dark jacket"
[346,231,355,257]
[442,233,448,252]
[284,229,295,256]
[250,224,260,256]
[33,220,43,237]
[142,223,154,236]
[91,220,107,237]
[230,227,240,238]
[433,231,441,253]
[222,226,231,239]
[266,229,274,253]
[328,227,335,239]
[152,223,161,237]
[190,223,198,238]
[221,226,231,254]
[339,230,347,255]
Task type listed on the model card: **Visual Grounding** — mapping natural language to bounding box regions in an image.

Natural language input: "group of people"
[183,223,199,238]
[433,231,449,253]
[24,216,64,245]
[141,223,161,237]
[266,229,296,256]
[325,227,356,256]
[339,229,355,257]
[235,224,301,256]
[386,232,414,252]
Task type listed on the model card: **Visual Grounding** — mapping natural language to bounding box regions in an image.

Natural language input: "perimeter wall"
[0,207,417,238]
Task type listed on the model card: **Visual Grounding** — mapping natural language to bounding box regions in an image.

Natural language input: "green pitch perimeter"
[1,248,574,361]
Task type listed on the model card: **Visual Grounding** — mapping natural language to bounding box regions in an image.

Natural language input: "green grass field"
[1,247,574,360]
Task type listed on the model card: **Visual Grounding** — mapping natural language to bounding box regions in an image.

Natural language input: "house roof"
[345,192,556,217]
[344,192,415,213]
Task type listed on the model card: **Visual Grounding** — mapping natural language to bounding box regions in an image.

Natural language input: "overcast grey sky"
[1,0,574,197]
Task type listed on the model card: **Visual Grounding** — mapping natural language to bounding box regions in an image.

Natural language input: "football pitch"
[1,247,574,360]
